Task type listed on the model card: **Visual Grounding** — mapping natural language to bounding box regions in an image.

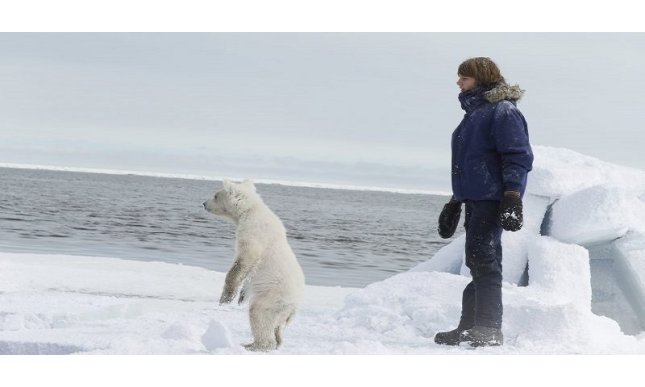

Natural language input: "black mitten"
[438,199,462,239]
[499,191,523,231]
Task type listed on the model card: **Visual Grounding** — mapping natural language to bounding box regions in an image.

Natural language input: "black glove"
[438,198,462,239]
[499,191,523,231]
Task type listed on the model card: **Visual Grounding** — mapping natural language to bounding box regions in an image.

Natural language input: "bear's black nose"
[202,201,207,208]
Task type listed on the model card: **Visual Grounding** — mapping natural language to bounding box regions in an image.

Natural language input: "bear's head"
[203,179,259,221]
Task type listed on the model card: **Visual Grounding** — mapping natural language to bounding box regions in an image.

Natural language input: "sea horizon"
[0,162,452,196]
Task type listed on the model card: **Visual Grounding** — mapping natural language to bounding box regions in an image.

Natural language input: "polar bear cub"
[203,179,305,351]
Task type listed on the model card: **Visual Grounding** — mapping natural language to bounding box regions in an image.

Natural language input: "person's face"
[456,75,477,93]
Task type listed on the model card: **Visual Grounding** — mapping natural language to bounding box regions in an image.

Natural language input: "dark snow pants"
[458,200,504,330]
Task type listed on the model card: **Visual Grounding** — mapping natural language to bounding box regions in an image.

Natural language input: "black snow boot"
[434,326,470,346]
[460,326,504,347]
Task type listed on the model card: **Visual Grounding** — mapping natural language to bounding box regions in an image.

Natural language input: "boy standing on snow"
[435,57,534,347]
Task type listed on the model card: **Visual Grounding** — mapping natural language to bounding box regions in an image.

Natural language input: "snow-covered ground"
[2,146,645,354]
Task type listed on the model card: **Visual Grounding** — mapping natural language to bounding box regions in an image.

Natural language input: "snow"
[526,236,592,309]
[549,185,632,245]
[616,232,645,288]
[200,320,234,350]
[526,146,645,198]
[2,145,645,354]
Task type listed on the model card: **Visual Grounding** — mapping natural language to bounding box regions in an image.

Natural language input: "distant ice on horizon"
[0,162,451,196]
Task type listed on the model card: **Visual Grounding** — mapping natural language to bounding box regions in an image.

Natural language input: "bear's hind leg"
[274,307,296,348]
[244,304,279,352]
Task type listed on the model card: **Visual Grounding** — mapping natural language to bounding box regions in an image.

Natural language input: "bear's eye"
[214,193,219,200]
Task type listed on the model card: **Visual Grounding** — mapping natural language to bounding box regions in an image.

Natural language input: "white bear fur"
[203,179,305,351]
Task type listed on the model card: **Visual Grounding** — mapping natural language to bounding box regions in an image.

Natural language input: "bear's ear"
[222,179,235,193]
[241,179,256,193]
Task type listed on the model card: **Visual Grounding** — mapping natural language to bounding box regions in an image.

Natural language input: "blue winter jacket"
[451,84,534,202]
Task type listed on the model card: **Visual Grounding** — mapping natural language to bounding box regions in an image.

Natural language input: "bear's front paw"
[219,289,235,305]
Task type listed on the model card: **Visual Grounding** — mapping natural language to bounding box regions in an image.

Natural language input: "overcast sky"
[1,33,644,191]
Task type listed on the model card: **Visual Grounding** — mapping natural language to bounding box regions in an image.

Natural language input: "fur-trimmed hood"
[483,83,524,103]
[459,83,524,113]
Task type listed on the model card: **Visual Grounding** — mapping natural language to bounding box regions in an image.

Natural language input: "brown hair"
[458,57,505,88]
